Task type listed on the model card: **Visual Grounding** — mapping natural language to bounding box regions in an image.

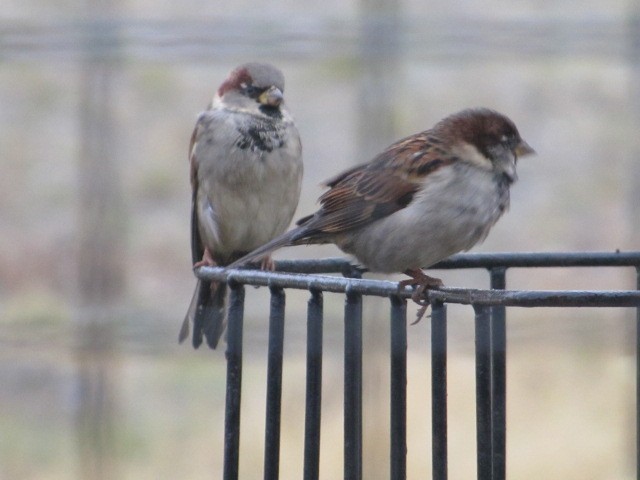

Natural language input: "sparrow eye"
[241,84,262,98]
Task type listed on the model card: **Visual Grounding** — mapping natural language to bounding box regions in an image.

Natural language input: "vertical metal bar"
[224,284,245,480]
[431,301,448,480]
[264,287,286,480]
[474,304,492,480]
[390,296,407,480]
[344,289,363,480]
[489,268,507,480]
[636,266,640,480]
[304,290,324,480]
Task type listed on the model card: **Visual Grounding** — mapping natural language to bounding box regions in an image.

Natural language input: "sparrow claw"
[411,306,431,325]
[399,268,443,324]
[192,248,221,293]
[193,248,216,269]
[260,255,276,271]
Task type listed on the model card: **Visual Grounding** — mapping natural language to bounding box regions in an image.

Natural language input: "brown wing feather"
[307,170,418,233]
[297,131,455,237]
[189,123,204,265]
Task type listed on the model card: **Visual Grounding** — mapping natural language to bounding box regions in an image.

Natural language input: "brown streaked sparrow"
[180,62,303,349]
[229,108,533,312]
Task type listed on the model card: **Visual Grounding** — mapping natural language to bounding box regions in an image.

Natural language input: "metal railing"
[196,251,640,480]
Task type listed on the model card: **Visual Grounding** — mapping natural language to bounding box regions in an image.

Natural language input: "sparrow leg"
[398,268,443,301]
[193,248,220,293]
[260,255,276,271]
[398,268,443,324]
[193,247,215,269]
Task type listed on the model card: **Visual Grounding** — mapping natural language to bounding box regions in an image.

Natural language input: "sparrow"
[180,62,303,349]
[229,108,534,313]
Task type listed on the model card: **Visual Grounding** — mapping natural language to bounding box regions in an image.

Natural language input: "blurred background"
[2,0,640,478]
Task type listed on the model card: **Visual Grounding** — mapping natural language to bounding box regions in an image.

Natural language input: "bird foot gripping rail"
[195,252,640,480]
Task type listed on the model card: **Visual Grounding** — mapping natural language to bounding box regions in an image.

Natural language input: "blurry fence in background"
[199,252,640,480]
[2,16,640,62]
[4,6,640,479]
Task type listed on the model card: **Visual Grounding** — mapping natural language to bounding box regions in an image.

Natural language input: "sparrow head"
[216,62,286,114]
[438,108,535,183]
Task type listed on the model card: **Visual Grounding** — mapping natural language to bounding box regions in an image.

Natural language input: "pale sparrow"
[181,62,303,349]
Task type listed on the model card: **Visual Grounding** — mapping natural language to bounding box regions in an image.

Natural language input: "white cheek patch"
[451,142,493,171]
[211,95,224,108]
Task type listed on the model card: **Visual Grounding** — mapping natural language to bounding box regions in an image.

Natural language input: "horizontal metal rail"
[198,266,640,308]
[270,251,640,273]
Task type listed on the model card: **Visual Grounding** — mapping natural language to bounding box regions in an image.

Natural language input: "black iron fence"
[196,252,640,480]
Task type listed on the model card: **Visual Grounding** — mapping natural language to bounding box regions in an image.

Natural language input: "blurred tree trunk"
[629,11,640,245]
[627,7,640,476]
[357,0,401,478]
[75,3,124,478]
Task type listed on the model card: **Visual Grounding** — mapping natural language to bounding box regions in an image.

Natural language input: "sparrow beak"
[258,86,284,107]
[514,139,535,158]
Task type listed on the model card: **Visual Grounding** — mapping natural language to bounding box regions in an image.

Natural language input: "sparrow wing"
[295,132,455,238]
[189,120,205,266]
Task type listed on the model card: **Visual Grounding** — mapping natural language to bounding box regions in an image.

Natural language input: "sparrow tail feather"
[181,279,227,349]
[202,283,227,349]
